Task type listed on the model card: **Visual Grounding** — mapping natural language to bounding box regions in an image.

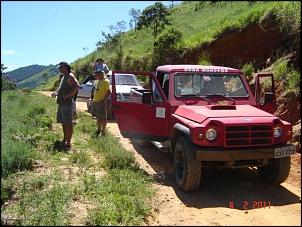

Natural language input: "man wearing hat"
[93,58,109,74]
[56,61,80,148]
[92,68,111,137]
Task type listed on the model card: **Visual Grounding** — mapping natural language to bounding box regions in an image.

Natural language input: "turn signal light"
[196,133,204,140]
[286,130,292,137]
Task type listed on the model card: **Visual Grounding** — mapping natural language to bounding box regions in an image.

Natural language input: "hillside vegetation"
[69,1,300,74]
[2,65,59,90]
[3,1,300,93]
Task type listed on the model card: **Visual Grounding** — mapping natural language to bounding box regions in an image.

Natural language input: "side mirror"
[142,92,152,104]
[265,92,274,103]
[261,92,274,106]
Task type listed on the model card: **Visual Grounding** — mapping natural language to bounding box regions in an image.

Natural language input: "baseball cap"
[57,61,69,68]
[95,68,105,74]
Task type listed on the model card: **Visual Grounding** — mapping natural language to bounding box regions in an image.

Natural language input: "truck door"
[111,71,170,142]
[254,73,276,114]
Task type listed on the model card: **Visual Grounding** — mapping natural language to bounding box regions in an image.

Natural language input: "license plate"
[274,146,296,158]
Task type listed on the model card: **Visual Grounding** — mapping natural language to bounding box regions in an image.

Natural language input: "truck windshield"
[174,73,249,98]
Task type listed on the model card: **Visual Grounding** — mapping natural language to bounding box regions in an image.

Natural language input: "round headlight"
[274,127,282,138]
[206,128,217,141]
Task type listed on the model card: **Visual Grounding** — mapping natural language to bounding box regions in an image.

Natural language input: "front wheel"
[257,156,291,184]
[174,137,201,192]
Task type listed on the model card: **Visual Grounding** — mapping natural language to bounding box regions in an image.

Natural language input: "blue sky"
[1,1,179,72]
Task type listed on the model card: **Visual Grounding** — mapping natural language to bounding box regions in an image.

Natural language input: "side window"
[258,76,273,103]
[152,79,164,102]
[224,75,249,97]
[125,75,163,103]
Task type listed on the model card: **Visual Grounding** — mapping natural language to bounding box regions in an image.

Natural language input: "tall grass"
[273,61,301,95]
[1,90,155,226]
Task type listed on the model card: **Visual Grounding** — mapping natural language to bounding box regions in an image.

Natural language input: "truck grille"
[225,125,272,147]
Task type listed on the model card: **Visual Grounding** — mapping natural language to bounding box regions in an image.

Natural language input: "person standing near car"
[52,73,77,125]
[92,68,111,137]
[56,61,80,149]
[93,58,109,74]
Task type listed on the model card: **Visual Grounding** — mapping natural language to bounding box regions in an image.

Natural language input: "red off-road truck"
[111,65,296,192]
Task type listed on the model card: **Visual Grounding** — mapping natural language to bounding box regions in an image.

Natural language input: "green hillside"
[3,65,54,82]
[69,1,299,73]
[7,1,300,91]
[17,66,59,89]
[2,65,59,90]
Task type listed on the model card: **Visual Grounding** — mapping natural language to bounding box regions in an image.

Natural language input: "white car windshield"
[108,74,141,86]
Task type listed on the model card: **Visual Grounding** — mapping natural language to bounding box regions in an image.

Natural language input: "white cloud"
[3,50,24,56]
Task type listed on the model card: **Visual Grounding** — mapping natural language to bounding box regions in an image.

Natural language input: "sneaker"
[72,120,77,125]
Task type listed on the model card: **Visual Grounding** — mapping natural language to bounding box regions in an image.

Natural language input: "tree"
[129,8,141,32]
[137,2,171,38]
[96,20,126,54]
[153,27,183,65]
[1,75,17,90]
[83,47,89,55]
[1,64,7,75]
[95,20,127,70]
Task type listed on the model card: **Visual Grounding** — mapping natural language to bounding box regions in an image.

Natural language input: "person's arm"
[89,86,95,100]
[100,90,111,105]
[104,64,109,74]
[63,74,80,100]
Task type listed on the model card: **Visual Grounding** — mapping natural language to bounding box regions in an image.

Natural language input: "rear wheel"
[174,137,201,192]
[257,156,291,184]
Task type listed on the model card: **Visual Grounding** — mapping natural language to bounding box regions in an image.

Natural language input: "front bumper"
[196,144,296,162]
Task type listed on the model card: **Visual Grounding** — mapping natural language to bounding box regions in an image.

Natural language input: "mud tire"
[174,137,201,192]
[257,156,291,184]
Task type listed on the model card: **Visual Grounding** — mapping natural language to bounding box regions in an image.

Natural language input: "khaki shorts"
[92,101,107,120]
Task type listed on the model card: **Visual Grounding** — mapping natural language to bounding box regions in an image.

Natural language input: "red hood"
[174,105,276,124]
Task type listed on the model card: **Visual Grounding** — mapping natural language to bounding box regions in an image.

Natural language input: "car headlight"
[206,128,217,141]
[274,127,282,138]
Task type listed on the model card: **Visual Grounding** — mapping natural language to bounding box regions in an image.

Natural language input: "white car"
[77,71,145,119]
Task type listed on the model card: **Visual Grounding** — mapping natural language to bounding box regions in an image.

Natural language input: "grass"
[1,90,155,226]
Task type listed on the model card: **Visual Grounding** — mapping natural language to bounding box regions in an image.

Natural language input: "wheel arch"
[171,123,191,152]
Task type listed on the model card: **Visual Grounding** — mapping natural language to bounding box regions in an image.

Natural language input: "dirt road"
[43,92,301,226]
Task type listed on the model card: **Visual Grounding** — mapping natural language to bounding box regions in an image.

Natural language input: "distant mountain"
[2,64,60,89]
